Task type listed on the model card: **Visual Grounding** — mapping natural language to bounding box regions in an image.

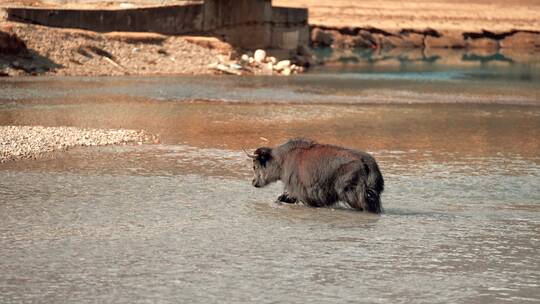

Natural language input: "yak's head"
[244,147,281,188]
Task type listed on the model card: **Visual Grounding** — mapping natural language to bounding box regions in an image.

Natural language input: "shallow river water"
[1,60,540,303]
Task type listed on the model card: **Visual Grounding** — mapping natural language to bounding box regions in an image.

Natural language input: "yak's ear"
[254,147,272,165]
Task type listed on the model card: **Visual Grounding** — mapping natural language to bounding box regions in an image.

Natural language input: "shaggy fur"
[250,138,384,213]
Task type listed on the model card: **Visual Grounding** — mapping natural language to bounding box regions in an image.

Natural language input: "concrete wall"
[202,0,272,49]
[271,6,308,50]
[5,0,309,50]
[203,2,309,50]
[6,5,203,35]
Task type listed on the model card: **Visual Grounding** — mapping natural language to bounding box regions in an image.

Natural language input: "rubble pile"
[210,49,307,76]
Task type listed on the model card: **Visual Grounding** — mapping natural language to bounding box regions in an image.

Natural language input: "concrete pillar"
[202,0,273,49]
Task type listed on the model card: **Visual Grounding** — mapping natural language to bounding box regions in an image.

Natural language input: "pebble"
[275,60,291,71]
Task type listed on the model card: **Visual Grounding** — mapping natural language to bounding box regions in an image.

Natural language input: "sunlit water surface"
[1,61,539,303]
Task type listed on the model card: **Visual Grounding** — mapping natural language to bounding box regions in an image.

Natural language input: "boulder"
[261,61,273,75]
[424,30,466,49]
[329,31,350,48]
[354,30,378,48]
[465,37,499,50]
[500,32,540,49]
[374,34,404,49]
[254,49,266,63]
[275,60,291,71]
[311,28,334,47]
[397,32,425,48]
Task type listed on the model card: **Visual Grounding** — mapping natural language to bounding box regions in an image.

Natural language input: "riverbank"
[0,126,153,162]
[0,21,234,76]
[296,0,540,52]
[276,0,540,32]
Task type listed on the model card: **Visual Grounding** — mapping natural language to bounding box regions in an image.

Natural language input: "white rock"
[217,54,227,63]
[281,68,291,76]
[241,54,249,62]
[261,62,273,75]
[230,63,242,70]
[248,57,255,64]
[268,56,277,64]
[254,49,266,63]
[275,60,291,71]
[119,3,135,8]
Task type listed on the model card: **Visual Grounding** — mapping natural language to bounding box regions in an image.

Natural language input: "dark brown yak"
[246,138,384,213]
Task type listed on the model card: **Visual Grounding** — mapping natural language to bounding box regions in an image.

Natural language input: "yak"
[245,138,384,213]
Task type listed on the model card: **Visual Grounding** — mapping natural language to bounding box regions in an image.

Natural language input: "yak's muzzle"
[252,179,261,188]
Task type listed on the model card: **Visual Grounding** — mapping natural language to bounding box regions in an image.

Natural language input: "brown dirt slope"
[0,22,231,76]
[276,0,540,32]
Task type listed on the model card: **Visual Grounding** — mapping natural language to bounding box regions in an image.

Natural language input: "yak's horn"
[242,148,257,159]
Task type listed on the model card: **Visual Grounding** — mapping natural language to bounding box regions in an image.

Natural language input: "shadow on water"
[250,200,381,227]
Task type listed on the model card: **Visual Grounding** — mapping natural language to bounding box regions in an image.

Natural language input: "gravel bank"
[0,21,231,76]
[0,126,150,163]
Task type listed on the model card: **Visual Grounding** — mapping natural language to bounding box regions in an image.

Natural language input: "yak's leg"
[336,182,365,211]
[344,187,364,210]
[335,166,366,211]
[275,192,298,204]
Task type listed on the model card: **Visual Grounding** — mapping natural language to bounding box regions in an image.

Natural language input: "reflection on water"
[314,47,540,71]
[312,48,540,94]
[0,72,539,303]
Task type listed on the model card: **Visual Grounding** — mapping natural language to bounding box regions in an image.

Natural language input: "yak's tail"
[362,161,384,214]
